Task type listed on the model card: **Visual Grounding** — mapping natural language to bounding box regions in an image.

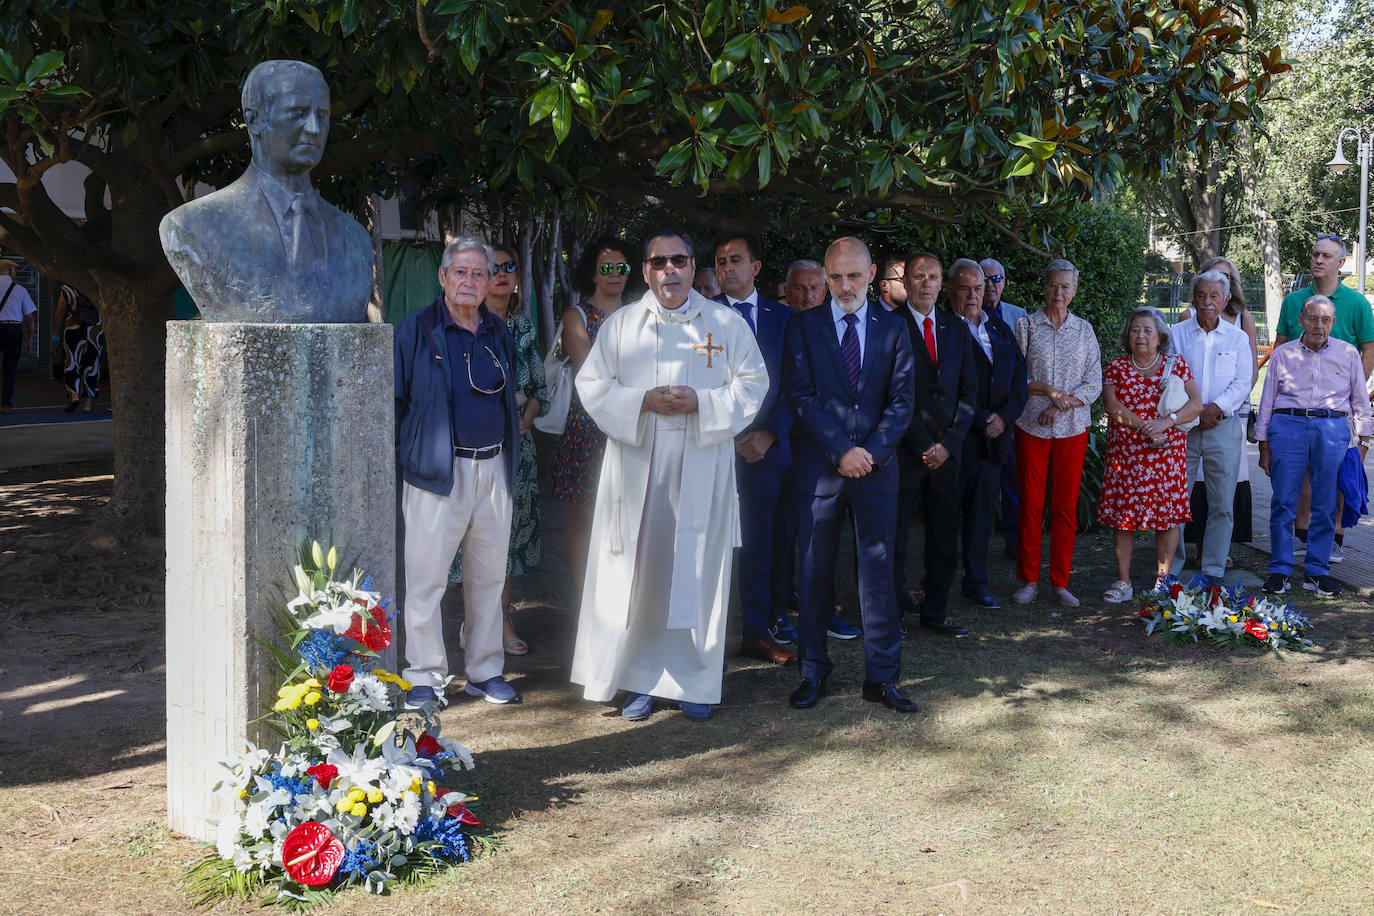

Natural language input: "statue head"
[242,60,331,179]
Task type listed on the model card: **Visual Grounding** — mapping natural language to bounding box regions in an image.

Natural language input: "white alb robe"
[569,289,768,704]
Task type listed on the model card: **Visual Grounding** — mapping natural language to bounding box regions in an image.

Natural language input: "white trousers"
[402,456,511,690]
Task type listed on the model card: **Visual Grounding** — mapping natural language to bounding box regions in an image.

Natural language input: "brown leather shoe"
[738,637,795,665]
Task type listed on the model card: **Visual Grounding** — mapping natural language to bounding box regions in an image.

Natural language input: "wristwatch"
[1361,437,1372,447]
[1168,411,1179,425]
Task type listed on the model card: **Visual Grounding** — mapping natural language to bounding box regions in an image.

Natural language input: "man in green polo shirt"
[1273,234,1374,377]
[1270,233,1374,561]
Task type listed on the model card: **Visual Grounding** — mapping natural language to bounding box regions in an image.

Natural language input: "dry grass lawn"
[4,462,1374,915]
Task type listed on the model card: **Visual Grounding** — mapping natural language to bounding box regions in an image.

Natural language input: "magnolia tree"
[0,0,1285,540]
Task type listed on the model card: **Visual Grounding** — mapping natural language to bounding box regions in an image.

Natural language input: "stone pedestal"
[165,322,395,841]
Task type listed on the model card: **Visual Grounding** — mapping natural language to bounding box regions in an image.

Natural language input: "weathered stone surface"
[165,321,394,841]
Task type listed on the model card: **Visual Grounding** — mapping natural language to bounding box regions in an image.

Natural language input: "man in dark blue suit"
[783,237,918,712]
[713,232,796,665]
[894,252,978,638]
[948,259,1028,608]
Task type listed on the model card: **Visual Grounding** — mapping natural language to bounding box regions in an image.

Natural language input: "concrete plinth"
[165,321,395,841]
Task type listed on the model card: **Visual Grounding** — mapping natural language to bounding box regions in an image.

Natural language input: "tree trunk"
[518,212,547,351]
[540,205,562,348]
[1166,155,1225,269]
[1238,121,1284,335]
[366,194,384,323]
[96,274,174,540]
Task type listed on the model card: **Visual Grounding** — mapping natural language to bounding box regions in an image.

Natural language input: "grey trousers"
[1171,413,1244,580]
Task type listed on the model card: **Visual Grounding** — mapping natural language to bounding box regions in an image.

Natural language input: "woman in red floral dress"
[1099,307,1202,603]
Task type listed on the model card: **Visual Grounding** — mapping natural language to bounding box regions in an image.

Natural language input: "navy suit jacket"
[898,305,977,460]
[716,293,793,470]
[964,313,1029,464]
[784,301,915,496]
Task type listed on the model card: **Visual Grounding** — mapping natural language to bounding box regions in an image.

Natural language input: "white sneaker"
[1330,542,1343,563]
[1055,587,1080,608]
[1012,582,1037,604]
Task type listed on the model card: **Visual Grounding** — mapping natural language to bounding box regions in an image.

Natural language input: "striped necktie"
[840,313,861,396]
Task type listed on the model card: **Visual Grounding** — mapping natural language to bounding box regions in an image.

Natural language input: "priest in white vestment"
[570,228,768,721]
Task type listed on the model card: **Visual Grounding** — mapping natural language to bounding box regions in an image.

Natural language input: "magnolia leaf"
[24,51,64,83]
[764,5,811,26]
[587,8,614,38]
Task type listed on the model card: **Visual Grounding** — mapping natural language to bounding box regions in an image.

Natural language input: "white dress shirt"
[962,310,994,361]
[1169,316,1251,417]
[830,300,869,364]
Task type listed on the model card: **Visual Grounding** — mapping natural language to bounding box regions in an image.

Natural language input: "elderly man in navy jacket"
[712,232,796,664]
[395,236,520,709]
[948,258,1027,609]
[783,237,917,713]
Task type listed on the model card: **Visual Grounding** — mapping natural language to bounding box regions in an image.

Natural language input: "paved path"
[1242,441,1373,597]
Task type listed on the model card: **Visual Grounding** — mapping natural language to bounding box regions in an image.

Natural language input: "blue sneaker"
[679,701,712,720]
[770,612,799,644]
[404,685,441,710]
[826,610,861,640]
[464,676,521,705]
[621,692,654,721]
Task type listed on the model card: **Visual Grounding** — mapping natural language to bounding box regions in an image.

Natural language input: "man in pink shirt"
[1256,296,1373,597]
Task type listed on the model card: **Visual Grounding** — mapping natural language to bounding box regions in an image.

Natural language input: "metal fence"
[1142,272,1299,344]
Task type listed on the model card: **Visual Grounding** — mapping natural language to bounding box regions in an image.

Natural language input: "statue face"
[249,75,330,175]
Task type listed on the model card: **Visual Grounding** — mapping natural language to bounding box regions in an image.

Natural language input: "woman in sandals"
[1099,307,1202,603]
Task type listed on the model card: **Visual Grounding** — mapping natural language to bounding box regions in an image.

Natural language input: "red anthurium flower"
[305,764,338,790]
[282,821,345,886]
[416,732,441,759]
[1243,620,1269,641]
[1168,583,1183,598]
[344,601,392,652]
[327,664,354,694]
[444,800,483,827]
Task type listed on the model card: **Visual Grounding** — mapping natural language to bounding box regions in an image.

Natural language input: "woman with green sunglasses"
[550,236,635,599]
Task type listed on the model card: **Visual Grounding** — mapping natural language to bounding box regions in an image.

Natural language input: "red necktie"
[923,315,937,366]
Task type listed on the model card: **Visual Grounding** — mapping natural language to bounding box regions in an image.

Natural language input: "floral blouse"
[1014,308,1103,439]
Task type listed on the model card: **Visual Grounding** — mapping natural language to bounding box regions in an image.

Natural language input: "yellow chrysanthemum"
[350,802,367,817]
[347,787,366,802]
[335,798,353,813]
[367,788,384,804]
[306,718,320,730]
[304,691,322,706]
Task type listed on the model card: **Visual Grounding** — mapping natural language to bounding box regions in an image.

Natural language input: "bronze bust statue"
[160,60,371,322]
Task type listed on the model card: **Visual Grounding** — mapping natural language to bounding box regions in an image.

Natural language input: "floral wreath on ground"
[188,542,489,910]
[1136,576,1316,651]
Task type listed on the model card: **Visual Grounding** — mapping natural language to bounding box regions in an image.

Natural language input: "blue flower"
[340,839,379,879]
[262,762,314,799]
[298,627,350,670]
[361,575,374,592]
[414,815,470,863]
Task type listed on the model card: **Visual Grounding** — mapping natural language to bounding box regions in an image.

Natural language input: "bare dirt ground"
[4,461,1374,915]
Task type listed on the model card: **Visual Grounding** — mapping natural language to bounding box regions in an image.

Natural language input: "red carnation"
[1206,586,1225,609]
[344,600,392,652]
[306,764,338,790]
[327,664,354,694]
[416,732,441,759]
[282,821,345,887]
[1137,607,1153,619]
[1243,620,1270,641]
[1168,583,1184,598]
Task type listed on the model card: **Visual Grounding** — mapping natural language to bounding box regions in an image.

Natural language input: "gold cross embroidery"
[692,332,724,368]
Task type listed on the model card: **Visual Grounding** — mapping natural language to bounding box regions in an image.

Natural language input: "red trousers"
[1015,428,1088,588]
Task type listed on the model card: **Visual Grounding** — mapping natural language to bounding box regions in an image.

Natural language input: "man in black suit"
[894,252,977,637]
[713,232,797,665]
[783,237,917,712]
[948,258,1028,609]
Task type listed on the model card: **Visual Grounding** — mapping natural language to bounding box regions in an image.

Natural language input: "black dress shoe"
[920,618,970,638]
[961,586,1000,609]
[861,679,919,713]
[788,677,827,709]
[898,588,922,616]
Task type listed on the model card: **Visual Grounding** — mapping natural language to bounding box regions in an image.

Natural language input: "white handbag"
[534,316,573,435]
[1159,353,1199,433]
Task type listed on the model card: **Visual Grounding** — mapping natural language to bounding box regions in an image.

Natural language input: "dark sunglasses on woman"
[598,262,632,276]
[494,260,518,273]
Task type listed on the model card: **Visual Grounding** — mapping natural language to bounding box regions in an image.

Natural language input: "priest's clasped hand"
[837,446,874,478]
[642,385,699,415]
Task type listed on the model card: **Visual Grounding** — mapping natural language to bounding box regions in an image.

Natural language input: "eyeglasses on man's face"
[984,274,1005,284]
[598,262,632,276]
[646,254,691,270]
[465,345,507,395]
[493,260,518,273]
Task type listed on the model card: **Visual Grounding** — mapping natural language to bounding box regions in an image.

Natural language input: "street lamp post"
[1327,126,1373,294]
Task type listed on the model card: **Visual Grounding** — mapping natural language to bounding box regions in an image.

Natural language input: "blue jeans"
[1267,414,1347,576]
